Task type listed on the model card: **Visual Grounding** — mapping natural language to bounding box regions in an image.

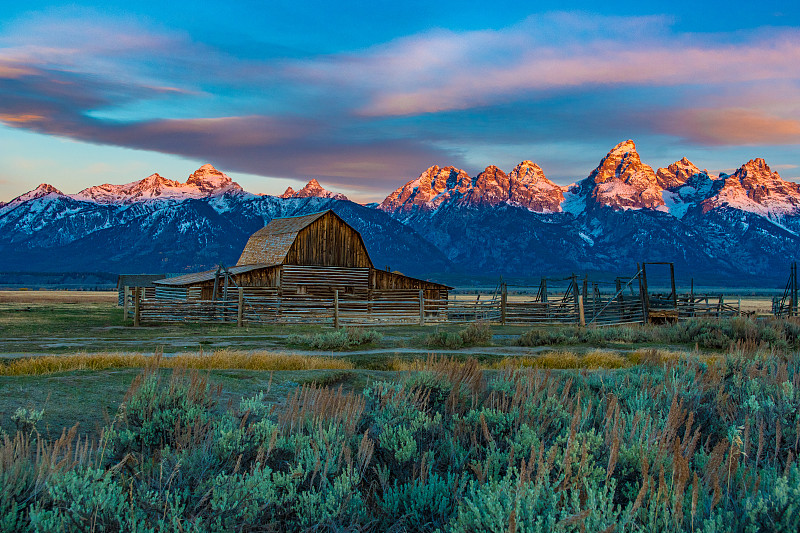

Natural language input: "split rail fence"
[122,280,740,328]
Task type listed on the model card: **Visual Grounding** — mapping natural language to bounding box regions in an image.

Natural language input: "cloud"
[1,9,799,199]
[657,108,800,145]
[0,61,455,190]
[288,19,800,117]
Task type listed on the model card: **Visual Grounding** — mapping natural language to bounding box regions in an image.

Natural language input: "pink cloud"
[657,108,800,145]
[286,15,800,117]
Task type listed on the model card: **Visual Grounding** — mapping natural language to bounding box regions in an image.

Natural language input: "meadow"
[1,292,799,531]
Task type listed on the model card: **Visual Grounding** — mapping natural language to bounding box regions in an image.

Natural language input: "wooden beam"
[793,262,798,317]
[419,289,425,326]
[133,287,141,328]
[578,294,585,326]
[334,289,339,329]
[670,263,677,309]
[123,286,130,321]
[501,283,507,325]
[637,263,649,323]
[237,287,244,327]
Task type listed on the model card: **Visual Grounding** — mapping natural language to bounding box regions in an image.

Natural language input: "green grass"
[0,367,393,439]
[4,354,800,531]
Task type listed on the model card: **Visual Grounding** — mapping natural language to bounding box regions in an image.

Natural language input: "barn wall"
[284,212,372,268]
[177,267,280,300]
[281,265,370,298]
[370,269,449,300]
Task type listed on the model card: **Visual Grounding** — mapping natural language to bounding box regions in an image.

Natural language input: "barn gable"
[237,210,373,268]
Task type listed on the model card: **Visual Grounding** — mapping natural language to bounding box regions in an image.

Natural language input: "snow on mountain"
[506,161,565,213]
[379,165,472,213]
[70,164,244,204]
[2,184,65,212]
[380,161,563,214]
[581,140,664,210]
[3,148,800,284]
[656,157,705,189]
[701,158,800,217]
[279,179,348,201]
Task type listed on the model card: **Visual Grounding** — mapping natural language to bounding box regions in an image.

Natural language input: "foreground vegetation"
[517,317,800,351]
[3,350,800,532]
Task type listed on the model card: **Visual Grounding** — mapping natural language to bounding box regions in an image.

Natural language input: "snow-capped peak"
[656,157,706,189]
[583,140,664,210]
[380,161,563,214]
[186,164,239,194]
[703,158,800,217]
[608,139,637,155]
[2,183,65,211]
[68,164,244,204]
[279,179,348,201]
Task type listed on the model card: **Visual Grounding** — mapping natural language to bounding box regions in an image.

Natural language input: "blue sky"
[1,1,799,202]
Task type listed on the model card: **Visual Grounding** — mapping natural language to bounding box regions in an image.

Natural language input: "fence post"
[134,287,141,327]
[419,289,425,326]
[501,283,507,325]
[717,295,723,318]
[237,287,244,327]
[123,286,130,321]
[637,263,649,323]
[578,294,586,326]
[737,298,741,317]
[334,289,340,329]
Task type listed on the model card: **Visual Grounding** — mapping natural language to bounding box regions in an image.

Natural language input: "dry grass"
[629,347,721,366]
[0,349,353,376]
[0,290,117,304]
[390,350,635,371]
[498,350,631,370]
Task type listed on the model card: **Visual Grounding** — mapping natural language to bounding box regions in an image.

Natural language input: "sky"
[1,1,799,203]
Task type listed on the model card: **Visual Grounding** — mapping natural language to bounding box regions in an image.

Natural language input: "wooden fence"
[122,283,744,328]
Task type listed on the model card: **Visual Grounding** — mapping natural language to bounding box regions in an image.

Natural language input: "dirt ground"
[0,290,118,304]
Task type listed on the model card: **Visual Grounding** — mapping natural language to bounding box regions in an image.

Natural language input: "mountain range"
[2,140,799,285]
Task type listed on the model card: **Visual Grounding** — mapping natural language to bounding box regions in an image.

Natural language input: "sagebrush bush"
[426,321,492,349]
[516,318,800,351]
[288,327,382,350]
[4,353,800,531]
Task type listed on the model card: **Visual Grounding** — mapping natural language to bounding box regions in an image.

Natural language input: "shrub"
[288,328,382,350]
[460,321,492,345]
[5,353,800,531]
[426,322,493,349]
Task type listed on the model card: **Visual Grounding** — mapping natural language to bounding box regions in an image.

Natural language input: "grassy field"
[1,291,799,530]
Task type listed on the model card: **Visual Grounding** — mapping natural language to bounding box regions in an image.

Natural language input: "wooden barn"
[153,210,451,300]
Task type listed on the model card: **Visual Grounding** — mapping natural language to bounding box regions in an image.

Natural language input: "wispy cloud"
[657,108,800,145]
[288,15,800,118]
[0,9,799,198]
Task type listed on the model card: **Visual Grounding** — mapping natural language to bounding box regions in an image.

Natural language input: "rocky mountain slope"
[378,141,800,282]
[279,179,348,201]
[70,164,244,204]
[2,146,799,284]
[0,167,448,276]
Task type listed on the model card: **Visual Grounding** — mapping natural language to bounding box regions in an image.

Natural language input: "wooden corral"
[117,274,169,306]
[773,262,798,318]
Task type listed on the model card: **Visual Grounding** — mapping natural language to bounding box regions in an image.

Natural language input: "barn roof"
[237,210,332,266]
[117,274,168,289]
[153,263,276,286]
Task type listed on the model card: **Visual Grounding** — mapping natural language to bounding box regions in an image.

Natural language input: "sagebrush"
[3,353,800,531]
